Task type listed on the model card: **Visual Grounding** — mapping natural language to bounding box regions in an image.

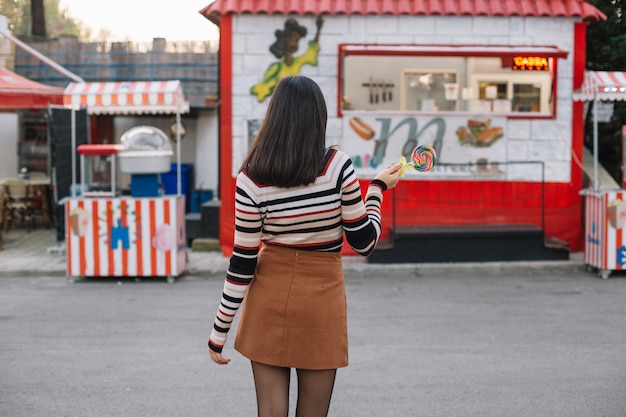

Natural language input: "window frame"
[337,44,568,119]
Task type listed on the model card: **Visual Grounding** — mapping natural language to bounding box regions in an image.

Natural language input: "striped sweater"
[208,148,387,353]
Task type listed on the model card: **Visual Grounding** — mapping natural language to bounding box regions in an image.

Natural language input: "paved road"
[1,267,625,417]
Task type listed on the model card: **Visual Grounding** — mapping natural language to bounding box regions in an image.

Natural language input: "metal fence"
[1,38,219,109]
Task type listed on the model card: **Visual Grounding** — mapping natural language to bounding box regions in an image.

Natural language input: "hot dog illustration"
[349,117,375,140]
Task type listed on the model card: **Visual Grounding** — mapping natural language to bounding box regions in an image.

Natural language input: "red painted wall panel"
[218,15,235,257]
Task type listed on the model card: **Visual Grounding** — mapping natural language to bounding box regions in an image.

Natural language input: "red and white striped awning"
[573,71,626,101]
[63,80,190,114]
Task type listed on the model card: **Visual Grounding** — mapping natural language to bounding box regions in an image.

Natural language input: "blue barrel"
[160,163,194,212]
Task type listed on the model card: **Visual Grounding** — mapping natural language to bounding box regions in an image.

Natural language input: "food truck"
[200,0,606,262]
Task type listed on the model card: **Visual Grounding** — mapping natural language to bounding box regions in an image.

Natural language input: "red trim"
[106,201,114,276]
[164,199,172,274]
[78,200,86,276]
[149,200,157,275]
[92,200,100,276]
[338,43,569,58]
[552,58,559,116]
[77,144,122,156]
[218,15,235,257]
[135,199,143,276]
[573,23,588,90]
[121,199,128,276]
[337,43,343,121]
[570,22,589,251]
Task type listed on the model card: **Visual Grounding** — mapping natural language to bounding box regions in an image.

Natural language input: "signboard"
[511,56,550,71]
[342,112,507,180]
[585,101,615,123]
[596,102,615,123]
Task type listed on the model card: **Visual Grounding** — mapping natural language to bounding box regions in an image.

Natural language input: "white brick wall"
[229,14,578,182]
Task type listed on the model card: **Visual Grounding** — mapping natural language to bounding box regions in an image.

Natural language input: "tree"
[586,0,625,70]
[584,0,626,183]
[30,0,45,37]
[0,0,25,32]
[1,0,88,40]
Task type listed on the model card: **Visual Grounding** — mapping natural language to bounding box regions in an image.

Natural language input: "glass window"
[512,83,541,112]
[339,45,562,118]
[402,71,458,111]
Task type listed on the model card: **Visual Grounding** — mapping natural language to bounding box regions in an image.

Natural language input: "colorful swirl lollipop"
[399,145,437,177]
[412,145,437,171]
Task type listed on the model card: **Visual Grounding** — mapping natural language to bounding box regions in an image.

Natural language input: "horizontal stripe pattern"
[209,149,385,353]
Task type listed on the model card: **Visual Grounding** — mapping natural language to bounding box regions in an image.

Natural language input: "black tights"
[251,361,337,417]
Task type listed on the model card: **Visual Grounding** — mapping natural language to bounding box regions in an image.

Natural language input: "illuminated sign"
[512,56,549,71]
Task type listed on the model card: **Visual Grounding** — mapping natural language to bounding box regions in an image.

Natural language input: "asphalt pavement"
[1,228,626,417]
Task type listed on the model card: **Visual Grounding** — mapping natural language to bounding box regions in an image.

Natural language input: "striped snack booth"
[581,189,626,279]
[574,71,626,279]
[63,80,190,283]
[65,195,186,279]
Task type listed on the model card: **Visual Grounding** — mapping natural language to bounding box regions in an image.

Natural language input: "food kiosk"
[200,0,605,259]
[574,71,626,278]
[63,80,190,283]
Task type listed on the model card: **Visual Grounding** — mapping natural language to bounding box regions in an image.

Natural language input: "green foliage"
[0,0,89,39]
[586,0,626,70]
[584,0,626,183]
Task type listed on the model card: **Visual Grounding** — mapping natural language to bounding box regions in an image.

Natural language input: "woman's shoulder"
[327,148,356,175]
[326,147,351,165]
[236,170,260,190]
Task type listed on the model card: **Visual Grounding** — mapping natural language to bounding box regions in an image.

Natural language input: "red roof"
[0,66,64,109]
[200,0,606,25]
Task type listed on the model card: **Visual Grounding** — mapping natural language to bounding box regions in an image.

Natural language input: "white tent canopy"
[573,71,626,102]
[573,71,626,190]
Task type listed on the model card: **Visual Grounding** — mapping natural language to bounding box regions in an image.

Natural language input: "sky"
[58,0,219,42]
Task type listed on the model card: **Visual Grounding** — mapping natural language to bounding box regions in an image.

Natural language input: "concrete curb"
[0,252,588,279]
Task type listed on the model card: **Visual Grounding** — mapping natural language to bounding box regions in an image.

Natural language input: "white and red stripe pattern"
[582,189,626,272]
[63,80,190,114]
[65,196,186,278]
[573,71,626,101]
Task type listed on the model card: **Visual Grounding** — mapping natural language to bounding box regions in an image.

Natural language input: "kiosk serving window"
[402,71,458,112]
[338,45,566,118]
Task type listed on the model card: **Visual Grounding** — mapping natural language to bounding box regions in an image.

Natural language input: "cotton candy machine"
[118,125,173,174]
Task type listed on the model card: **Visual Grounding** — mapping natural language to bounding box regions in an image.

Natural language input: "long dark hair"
[241,76,328,188]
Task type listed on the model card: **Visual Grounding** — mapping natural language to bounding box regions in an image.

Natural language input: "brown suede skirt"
[234,244,348,370]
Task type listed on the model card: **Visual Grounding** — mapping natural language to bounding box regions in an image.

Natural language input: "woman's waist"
[260,242,343,258]
[262,228,343,250]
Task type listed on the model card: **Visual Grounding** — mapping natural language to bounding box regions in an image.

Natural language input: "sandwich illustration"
[456,118,504,147]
